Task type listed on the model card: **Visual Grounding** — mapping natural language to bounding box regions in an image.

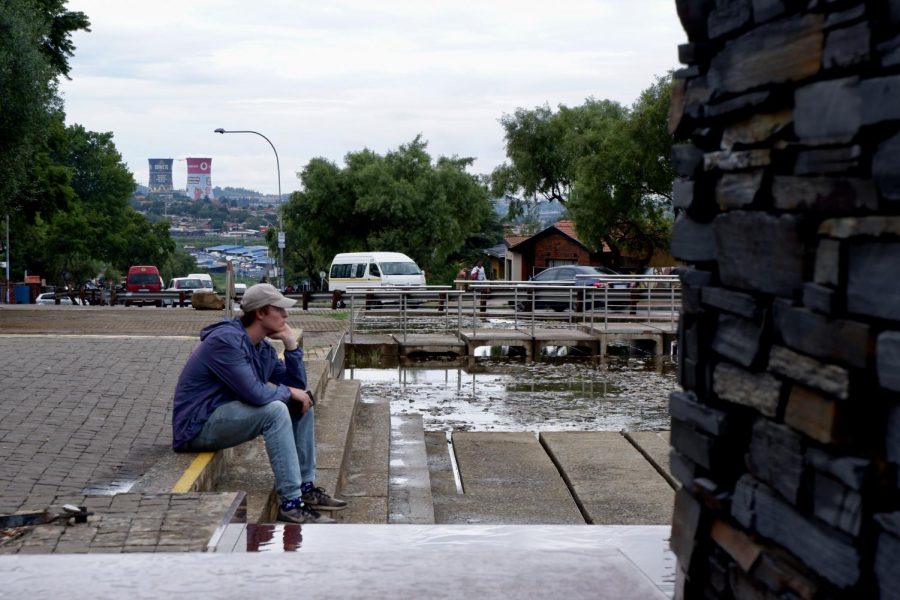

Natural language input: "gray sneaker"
[302,486,348,511]
[277,501,336,524]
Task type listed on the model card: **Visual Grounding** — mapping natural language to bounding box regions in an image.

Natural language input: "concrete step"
[334,396,391,523]
[313,378,361,502]
[540,431,674,525]
[388,414,435,524]
[428,432,584,524]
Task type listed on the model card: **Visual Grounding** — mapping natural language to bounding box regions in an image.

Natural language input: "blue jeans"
[184,400,316,501]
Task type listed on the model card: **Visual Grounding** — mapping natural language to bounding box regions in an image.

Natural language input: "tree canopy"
[2,0,185,285]
[491,74,676,268]
[283,136,498,284]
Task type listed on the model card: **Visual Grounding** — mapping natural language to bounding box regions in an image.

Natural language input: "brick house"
[502,220,610,280]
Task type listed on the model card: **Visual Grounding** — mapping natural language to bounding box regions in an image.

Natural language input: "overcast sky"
[60,1,686,195]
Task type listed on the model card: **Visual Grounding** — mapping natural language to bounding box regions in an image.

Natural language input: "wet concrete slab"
[446,432,584,524]
[389,414,435,524]
[541,432,674,525]
[334,397,390,524]
[1,524,671,599]
[623,430,676,489]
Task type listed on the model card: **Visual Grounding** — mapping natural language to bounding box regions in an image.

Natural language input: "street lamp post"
[214,128,285,289]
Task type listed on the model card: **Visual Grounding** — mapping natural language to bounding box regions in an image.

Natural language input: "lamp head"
[214,128,225,134]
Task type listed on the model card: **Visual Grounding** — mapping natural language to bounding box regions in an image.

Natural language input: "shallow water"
[346,356,678,432]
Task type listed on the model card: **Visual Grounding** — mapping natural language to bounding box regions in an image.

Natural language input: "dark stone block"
[794,77,861,144]
[877,512,900,537]
[818,216,900,238]
[887,403,900,465]
[880,33,900,68]
[671,448,702,488]
[785,385,848,445]
[751,0,785,23]
[812,473,862,537]
[806,447,869,491]
[671,417,717,470]
[668,78,689,136]
[824,3,865,28]
[748,419,805,504]
[731,475,861,589]
[768,345,850,400]
[861,74,900,126]
[891,0,900,25]
[717,171,763,210]
[672,213,718,262]
[675,0,718,41]
[672,144,705,178]
[795,145,862,175]
[823,22,871,69]
[674,65,701,79]
[814,239,842,286]
[707,14,824,96]
[678,42,713,65]
[708,0,751,39]
[715,212,806,297]
[875,530,900,600]
[873,132,900,201]
[682,286,703,315]
[673,178,695,211]
[772,176,877,212]
[803,282,838,315]
[705,149,771,171]
[702,286,759,319]
[670,390,729,436]
[713,361,783,417]
[722,109,793,149]
[671,487,705,570]
[712,313,766,368]
[847,242,900,322]
[878,331,900,392]
[677,266,714,288]
[707,90,774,120]
[774,305,872,369]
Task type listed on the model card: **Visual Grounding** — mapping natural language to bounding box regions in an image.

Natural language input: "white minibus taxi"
[327,252,426,292]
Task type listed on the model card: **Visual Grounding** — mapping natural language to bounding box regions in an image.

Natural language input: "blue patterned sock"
[301,481,314,494]
[280,496,303,511]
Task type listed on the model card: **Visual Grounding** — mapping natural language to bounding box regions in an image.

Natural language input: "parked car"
[124,265,164,307]
[163,277,212,307]
[35,292,79,306]
[517,265,632,311]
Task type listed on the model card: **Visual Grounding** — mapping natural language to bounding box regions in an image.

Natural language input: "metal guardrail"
[343,277,681,341]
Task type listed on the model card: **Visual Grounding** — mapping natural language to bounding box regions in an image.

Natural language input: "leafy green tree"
[0,0,88,216]
[491,74,675,268]
[283,136,495,283]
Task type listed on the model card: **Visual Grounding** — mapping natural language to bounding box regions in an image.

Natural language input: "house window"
[547,259,577,268]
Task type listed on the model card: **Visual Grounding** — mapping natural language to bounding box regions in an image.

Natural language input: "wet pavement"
[348,357,677,432]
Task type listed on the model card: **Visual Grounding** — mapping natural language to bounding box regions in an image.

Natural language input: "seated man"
[172,283,346,524]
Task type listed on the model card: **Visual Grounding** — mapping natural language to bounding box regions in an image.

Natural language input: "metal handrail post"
[457,290,463,341]
[402,292,407,343]
[472,289,477,336]
[603,286,609,330]
[349,293,355,342]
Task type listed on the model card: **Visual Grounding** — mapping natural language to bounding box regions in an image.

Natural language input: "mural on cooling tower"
[148,158,174,192]
[186,157,213,200]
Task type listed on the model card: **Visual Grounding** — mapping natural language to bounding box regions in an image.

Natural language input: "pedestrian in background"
[470,260,486,281]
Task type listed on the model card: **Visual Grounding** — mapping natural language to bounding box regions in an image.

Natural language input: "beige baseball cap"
[240,283,297,312]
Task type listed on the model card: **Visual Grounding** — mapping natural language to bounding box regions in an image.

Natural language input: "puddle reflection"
[346,357,677,432]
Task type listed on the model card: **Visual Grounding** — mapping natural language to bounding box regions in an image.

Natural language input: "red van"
[125,265,163,306]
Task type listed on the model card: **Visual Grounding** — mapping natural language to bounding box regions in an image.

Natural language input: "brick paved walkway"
[0,306,347,552]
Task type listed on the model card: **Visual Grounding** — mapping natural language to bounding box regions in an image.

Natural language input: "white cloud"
[60,0,685,193]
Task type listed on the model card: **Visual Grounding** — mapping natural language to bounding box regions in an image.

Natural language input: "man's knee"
[261,401,291,424]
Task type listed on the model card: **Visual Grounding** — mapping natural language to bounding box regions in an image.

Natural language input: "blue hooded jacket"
[172,318,306,450]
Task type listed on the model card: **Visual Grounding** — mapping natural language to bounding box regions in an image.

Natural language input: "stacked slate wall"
[668,1,900,597]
